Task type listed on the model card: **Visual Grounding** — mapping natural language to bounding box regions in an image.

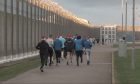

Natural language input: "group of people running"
[36,34,94,72]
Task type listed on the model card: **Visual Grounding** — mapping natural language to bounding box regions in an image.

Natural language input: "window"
[112,35,115,38]
[109,31,111,34]
[105,31,107,34]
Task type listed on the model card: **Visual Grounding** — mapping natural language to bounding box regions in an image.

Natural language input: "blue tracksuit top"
[54,39,62,50]
[59,37,66,48]
[84,40,92,49]
[74,39,84,51]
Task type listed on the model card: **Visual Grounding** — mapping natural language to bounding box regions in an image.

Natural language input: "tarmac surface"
[2,45,113,84]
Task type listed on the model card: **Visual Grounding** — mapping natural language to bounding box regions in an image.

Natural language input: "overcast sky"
[53,0,140,25]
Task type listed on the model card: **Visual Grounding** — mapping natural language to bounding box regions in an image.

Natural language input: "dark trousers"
[49,48,53,65]
[75,50,83,66]
[55,50,61,63]
[40,54,48,69]
[64,47,67,59]
[49,55,53,65]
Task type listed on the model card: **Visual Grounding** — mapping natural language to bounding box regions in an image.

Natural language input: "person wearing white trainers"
[83,36,93,65]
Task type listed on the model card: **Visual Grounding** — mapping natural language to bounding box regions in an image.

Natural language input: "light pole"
[118,0,127,57]
[125,0,128,39]
[122,0,124,34]
[131,0,135,69]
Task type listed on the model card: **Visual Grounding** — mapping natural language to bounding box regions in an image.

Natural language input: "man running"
[64,35,75,65]
[74,35,84,66]
[59,36,66,60]
[54,37,62,65]
[46,34,54,66]
[83,37,93,65]
[36,36,50,72]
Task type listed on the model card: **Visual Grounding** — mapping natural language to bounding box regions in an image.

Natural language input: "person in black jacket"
[36,36,50,72]
[64,35,75,65]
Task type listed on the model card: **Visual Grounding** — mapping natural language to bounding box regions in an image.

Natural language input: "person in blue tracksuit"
[54,37,62,65]
[59,36,66,59]
[74,35,84,66]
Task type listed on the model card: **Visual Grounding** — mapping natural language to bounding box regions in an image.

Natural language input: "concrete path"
[2,45,113,84]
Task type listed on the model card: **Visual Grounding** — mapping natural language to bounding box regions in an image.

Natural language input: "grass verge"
[113,43,140,48]
[0,56,40,81]
[114,49,140,84]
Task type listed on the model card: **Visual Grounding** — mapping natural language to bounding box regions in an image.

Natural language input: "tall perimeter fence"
[0,0,94,64]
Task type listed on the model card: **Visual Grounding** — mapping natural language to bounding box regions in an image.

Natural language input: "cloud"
[53,0,140,25]
[67,0,121,7]
[54,0,140,8]
[54,0,140,9]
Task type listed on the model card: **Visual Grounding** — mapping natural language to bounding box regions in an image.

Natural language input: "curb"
[112,52,115,84]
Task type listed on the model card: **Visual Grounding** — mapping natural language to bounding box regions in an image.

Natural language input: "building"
[100,25,117,44]
[92,26,100,43]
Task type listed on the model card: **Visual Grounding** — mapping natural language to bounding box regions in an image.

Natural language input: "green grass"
[114,49,140,84]
[113,43,140,48]
[113,44,119,48]
[0,56,40,81]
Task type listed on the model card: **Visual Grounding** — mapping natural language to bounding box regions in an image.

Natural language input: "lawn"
[0,56,40,81]
[114,49,140,84]
[113,42,140,48]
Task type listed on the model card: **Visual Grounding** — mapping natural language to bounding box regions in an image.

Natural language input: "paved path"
[2,45,113,84]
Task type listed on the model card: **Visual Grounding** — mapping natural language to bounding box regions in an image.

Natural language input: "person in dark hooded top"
[36,36,50,72]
